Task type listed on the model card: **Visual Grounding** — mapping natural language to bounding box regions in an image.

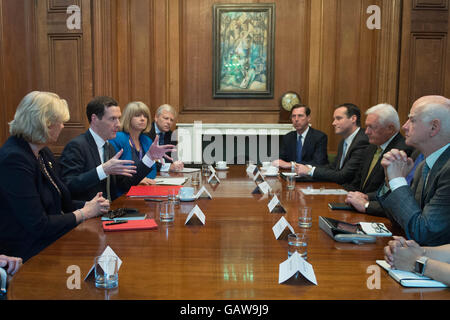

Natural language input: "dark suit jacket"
[280,127,328,166]
[343,133,415,216]
[60,130,152,201]
[312,128,369,185]
[0,136,79,262]
[144,122,178,170]
[378,146,450,246]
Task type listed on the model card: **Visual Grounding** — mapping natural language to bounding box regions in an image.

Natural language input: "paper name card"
[195,186,212,199]
[246,164,258,175]
[272,216,295,240]
[185,205,206,225]
[268,195,286,213]
[84,246,122,281]
[208,165,216,174]
[207,173,220,184]
[252,181,271,195]
[279,252,318,285]
[253,171,265,183]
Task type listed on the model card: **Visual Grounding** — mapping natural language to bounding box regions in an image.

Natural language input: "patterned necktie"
[363,147,383,188]
[104,141,111,201]
[296,135,303,163]
[421,162,430,201]
[339,142,348,169]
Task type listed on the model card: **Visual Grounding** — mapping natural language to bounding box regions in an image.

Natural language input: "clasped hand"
[381,149,414,180]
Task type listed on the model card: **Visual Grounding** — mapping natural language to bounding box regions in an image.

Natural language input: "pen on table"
[105,220,128,226]
[144,198,163,202]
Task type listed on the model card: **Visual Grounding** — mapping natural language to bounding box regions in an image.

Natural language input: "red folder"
[126,185,183,197]
[102,219,158,232]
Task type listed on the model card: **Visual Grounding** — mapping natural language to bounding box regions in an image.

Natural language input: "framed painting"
[213,3,275,99]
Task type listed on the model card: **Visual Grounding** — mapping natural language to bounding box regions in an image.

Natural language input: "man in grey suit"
[378,95,450,246]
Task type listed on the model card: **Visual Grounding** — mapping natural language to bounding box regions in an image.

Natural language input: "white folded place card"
[246,164,257,175]
[253,171,265,183]
[252,181,271,194]
[84,246,122,281]
[272,216,295,240]
[185,205,206,225]
[207,173,220,184]
[195,186,212,199]
[279,251,318,285]
[268,194,286,213]
[208,165,216,174]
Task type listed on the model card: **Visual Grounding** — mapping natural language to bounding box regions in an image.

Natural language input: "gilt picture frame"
[213,3,275,99]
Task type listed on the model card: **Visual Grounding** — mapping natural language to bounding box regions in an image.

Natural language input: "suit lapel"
[422,147,450,204]
[85,130,102,166]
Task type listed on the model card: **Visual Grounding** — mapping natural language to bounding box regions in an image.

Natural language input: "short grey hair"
[155,104,176,118]
[365,103,400,131]
[9,91,70,144]
[418,100,450,139]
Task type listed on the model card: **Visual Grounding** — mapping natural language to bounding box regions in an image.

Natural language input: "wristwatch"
[414,256,429,276]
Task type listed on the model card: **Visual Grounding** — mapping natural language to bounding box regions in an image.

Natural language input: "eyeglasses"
[371,222,389,234]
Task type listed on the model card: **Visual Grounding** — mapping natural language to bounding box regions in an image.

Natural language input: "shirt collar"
[297,126,310,140]
[154,122,162,135]
[426,143,450,170]
[379,132,398,151]
[344,127,360,147]
[89,128,106,149]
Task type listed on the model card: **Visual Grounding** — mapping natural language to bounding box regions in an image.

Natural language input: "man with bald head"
[378,95,450,246]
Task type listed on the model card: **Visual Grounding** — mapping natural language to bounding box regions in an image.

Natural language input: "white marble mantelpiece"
[174,122,293,163]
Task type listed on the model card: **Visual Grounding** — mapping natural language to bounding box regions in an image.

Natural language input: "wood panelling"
[398,0,450,124]
[0,0,449,154]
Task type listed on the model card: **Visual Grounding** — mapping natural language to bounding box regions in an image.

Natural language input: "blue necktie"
[339,142,347,169]
[158,132,164,145]
[296,135,303,163]
[406,153,424,185]
[421,162,430,200]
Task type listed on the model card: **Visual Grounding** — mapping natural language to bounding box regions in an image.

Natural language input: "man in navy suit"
[378,95,450,246]
[272,104,328,169]
[295,103,369,185]
[145,104,184,172]
[344,103,414,216]
[60,96,175,202]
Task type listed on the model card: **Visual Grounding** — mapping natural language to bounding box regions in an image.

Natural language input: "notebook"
[376,260,447,288]
[126,185,183,197]
[103,219,158,232]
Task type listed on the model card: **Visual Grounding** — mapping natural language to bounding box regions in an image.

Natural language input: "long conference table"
[8,166,450,301]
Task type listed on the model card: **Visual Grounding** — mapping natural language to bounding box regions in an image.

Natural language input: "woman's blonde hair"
[9,91,70,144]
[121,101,151,133]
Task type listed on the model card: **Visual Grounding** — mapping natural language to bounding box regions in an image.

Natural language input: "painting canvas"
[213,4,275,98]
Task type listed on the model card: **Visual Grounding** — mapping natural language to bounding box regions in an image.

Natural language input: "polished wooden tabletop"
[8,166,450,300]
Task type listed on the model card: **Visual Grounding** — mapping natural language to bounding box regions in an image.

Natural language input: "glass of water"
[298,206,312,228]
[94,255,119,289]
[288,233,308,260]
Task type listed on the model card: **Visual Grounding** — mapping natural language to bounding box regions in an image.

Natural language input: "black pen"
[144,198,163,202]
[105,220,128,226]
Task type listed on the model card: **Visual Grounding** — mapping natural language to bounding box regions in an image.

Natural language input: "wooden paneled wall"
[0,0,449,154]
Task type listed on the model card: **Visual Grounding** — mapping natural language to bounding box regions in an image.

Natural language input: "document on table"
[279,252,317,285]
[173,168,201,173]
[300,188,348,195]
[155,177,187,185]
[376,260,447,288]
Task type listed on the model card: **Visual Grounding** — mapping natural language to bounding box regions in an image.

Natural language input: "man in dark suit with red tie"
[272,104,328,169]
[295,103,369,185]
[60,97,175,202]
